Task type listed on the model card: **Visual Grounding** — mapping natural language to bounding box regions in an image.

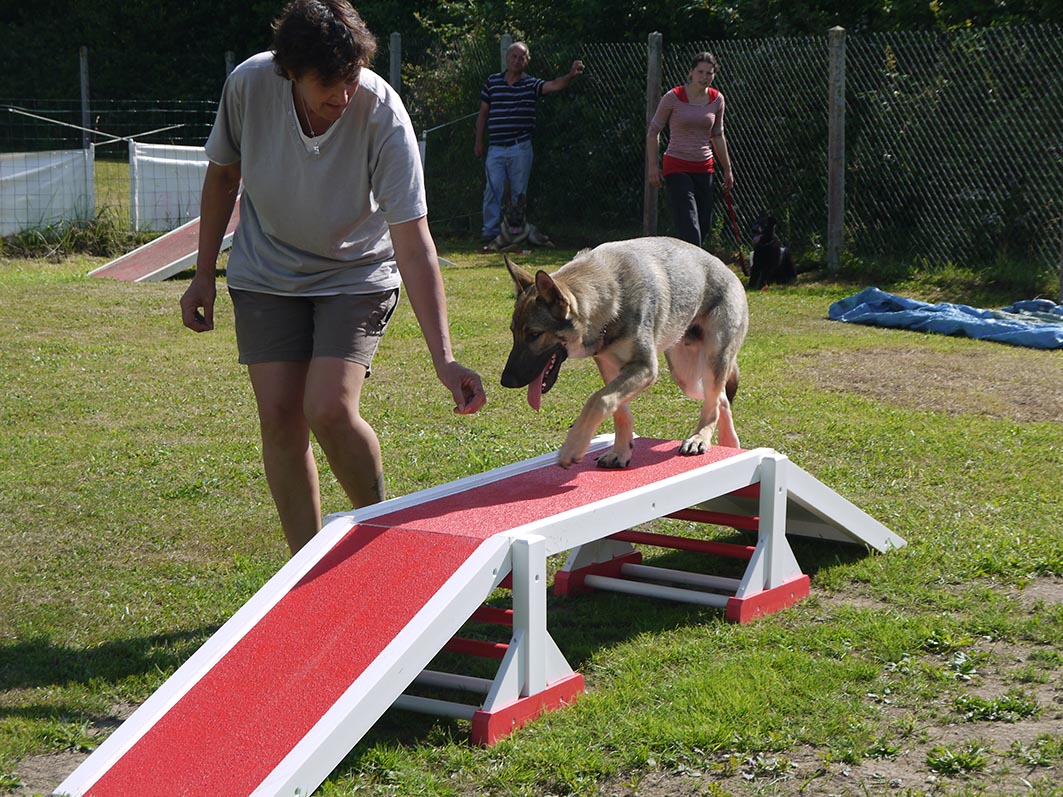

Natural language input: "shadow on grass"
[0,627,218,694]
[338,530,869,759]
[0,533,870,769]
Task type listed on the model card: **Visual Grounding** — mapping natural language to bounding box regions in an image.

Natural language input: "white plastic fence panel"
[128,142,208,232]
[0,148,95,236]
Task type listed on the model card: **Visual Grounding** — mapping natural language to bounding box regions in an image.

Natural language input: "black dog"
[747,214,796,290]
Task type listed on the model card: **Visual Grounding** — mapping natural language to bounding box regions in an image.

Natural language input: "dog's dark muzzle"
[502,344,567,412]
[501,345,555,388]
[501,345,566,388]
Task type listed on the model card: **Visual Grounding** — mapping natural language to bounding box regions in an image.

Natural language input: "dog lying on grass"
[486,193,554,252]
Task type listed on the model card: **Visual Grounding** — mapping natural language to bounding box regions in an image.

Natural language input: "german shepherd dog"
[487,192,554,252]
[501,237,749,469]
[747,213,796,290]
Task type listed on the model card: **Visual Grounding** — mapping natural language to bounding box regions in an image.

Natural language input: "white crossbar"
[620,563,742,593]
[392,695,478,720]
[583,574,732,607]
[413,669,493,694]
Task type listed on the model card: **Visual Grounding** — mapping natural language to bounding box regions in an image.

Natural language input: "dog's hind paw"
[595,449,631,469]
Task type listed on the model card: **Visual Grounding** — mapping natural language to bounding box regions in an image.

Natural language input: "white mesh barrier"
[0,148,95,236]
[129,141,208,232]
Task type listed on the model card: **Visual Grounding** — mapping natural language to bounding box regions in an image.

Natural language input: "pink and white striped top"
[648,86,726,171]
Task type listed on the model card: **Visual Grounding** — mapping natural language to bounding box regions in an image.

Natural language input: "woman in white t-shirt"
[180,0,486,555]
[646,51,734,248]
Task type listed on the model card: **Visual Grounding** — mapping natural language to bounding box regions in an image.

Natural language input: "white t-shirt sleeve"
[205,66,246,166]
[367,104,427,226]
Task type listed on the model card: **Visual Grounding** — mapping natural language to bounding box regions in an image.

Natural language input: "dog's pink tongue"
[527,370,544,411]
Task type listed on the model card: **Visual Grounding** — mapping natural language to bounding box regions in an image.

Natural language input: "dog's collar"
[592,325,609,354]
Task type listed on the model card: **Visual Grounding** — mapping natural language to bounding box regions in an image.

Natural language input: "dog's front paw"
[556,449,584,469]
[678,435,711,456]
[557,433,591,469]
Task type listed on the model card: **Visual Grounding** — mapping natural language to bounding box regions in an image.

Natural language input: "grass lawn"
[0,243,1061,796]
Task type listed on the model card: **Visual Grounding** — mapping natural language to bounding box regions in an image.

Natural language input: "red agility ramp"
[88,204,240,283]
[54,437,904,797]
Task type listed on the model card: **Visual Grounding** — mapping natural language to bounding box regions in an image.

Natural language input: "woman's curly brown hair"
[272,0,377,84]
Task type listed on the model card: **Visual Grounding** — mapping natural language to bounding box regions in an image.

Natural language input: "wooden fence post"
[643,31,662,237]
[827,26,846,271]
[79,46,91,150]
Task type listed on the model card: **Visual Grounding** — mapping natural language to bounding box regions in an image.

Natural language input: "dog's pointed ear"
[534,270,570,318]
[517,193,526,208]
[504,254,535,294]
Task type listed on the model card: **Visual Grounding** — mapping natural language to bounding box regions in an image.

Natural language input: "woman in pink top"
[646,52,734,248]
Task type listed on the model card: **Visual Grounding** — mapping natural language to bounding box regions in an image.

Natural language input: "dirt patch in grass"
[1015,578,1063,609]
[11,752,87,796]
[596,578,1063,797]
[800,346,1063,423]
[10,705,132,796]
[600,721,1063,796]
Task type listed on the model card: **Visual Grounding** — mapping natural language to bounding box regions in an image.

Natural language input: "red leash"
[723,188,741,245]
[723,188,748,276]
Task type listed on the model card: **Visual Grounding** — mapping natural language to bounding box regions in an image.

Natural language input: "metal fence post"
[79,46,91,150]
[827,26,846,271]
[389,32,402,95]
[644,31,663,237]
[225,51,235,76]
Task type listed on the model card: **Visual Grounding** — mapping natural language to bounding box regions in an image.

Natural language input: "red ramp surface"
[372,439,745,538]
[84,525,484,796]
[58,439,736,797]
[88,205,240,283]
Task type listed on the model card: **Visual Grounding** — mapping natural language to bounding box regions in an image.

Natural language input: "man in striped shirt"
[475,42,584,244]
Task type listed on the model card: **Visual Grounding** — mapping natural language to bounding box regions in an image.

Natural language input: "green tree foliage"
[2,0,1056,99]
[0,0,283,99]
[407,0,1059,44]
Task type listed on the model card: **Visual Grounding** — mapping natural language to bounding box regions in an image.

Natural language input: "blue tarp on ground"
[828,288,1063,350]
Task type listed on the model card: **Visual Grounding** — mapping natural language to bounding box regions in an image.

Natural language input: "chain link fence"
[3,26,1061,286]
[409,25,1062,284]
[845,27,1063,271]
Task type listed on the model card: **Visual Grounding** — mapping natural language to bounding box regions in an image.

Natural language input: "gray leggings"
[664,170,715,247]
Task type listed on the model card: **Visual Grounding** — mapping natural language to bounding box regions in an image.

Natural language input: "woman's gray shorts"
[229,287,399,372]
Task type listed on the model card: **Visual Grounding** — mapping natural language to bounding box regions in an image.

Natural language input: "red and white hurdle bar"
[552,452,885,622]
